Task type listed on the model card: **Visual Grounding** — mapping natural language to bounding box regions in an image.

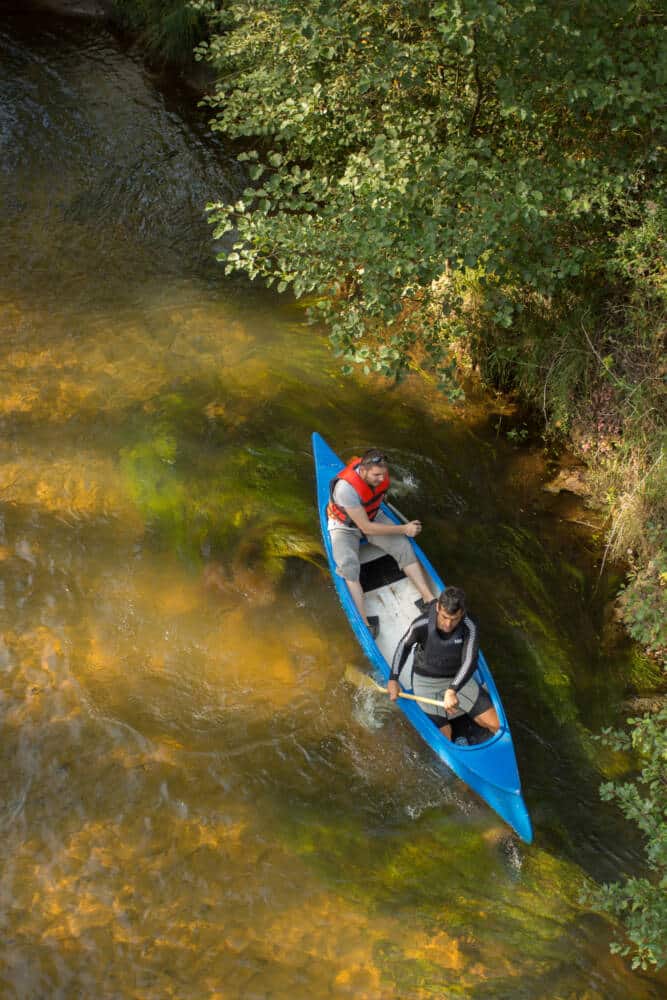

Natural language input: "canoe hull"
[312,432,533,844]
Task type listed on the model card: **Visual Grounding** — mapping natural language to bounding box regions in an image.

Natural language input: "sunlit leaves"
[583,708,667,970]
[198,0,665,394]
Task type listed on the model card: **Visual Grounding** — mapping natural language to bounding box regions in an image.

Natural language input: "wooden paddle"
[344,664,448,711]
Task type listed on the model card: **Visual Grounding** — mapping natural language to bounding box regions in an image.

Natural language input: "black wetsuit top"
[390,602,480,693]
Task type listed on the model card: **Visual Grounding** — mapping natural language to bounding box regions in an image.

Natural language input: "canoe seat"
[359,552,406,593]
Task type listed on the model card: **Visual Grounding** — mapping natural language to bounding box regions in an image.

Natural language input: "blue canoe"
[312,432,533,843]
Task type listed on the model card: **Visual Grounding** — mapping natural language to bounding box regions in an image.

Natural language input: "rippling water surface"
[1,9,664,999]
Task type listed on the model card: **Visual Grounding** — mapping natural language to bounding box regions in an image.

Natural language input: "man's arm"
[389,617,428,689]
[448,616,480,693]
[345,504,422,538]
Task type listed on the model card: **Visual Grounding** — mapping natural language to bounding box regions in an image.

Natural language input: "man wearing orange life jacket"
[327,449,435,638]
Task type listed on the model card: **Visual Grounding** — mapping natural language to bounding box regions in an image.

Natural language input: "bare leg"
[473,706,500,734]
[404,561,436,603]
[346,579,369,624]
[438,722,453,740]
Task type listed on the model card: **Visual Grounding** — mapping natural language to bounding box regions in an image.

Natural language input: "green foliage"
[613,200,667,305]
[477,202,665,600]
[619,523,667,665]
[583,709,667,970]
[473,203,666,445]
[506,424,529,444]
[196,0,666,391]
[111,0,207,67]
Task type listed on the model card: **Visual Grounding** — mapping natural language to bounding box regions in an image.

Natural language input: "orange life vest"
[327,457,390,526]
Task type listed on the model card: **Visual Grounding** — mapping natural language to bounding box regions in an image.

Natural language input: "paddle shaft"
[367,675,448,711]
[397,689,449,711]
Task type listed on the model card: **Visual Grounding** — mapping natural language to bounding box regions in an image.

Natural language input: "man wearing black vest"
[388,586,500,741]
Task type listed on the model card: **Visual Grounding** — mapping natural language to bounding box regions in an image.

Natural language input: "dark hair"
[437,586,466,614]
[359,449,388,467]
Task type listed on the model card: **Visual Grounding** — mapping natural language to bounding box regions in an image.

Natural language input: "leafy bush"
[195,0,665,395]
[583,709,667,971]
[619,523,667,666]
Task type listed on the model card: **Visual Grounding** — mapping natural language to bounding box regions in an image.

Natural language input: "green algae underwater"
[0,7,665,999]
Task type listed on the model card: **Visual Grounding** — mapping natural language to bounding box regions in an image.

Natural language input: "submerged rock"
[542,465,589,496]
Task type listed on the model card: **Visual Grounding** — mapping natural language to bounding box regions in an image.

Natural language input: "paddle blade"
[344,664,386,694]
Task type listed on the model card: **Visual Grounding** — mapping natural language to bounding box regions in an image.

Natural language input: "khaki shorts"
[329,511,415,583]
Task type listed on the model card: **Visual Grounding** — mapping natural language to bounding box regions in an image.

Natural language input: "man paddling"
[327,449,435,638]
[388,586,500,741]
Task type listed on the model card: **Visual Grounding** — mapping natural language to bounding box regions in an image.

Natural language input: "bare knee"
[475,708,500,734]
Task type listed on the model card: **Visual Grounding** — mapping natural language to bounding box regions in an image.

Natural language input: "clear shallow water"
[1,9,665,998]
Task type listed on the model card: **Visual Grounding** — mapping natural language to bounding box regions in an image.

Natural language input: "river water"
[1,9,664,999]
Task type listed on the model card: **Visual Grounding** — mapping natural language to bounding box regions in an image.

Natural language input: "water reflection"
[0,7,664,999]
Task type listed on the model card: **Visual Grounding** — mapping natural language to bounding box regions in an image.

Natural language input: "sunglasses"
[360,451,387,466]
